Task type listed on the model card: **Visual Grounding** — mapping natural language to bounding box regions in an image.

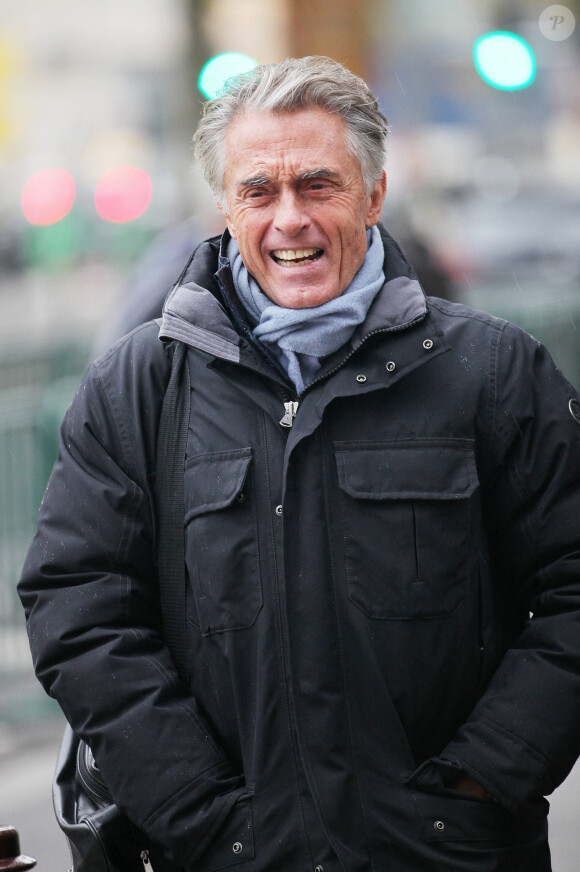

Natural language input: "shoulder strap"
[155,340,191,682]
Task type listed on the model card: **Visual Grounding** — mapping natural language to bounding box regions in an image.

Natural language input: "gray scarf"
[228,225,385,393]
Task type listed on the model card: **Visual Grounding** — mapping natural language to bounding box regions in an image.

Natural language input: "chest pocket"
[334,439,478,620]
[184,448,263,636]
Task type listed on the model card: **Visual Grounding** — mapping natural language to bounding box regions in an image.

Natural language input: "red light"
[21,168,76,225]
[94,166,152,223]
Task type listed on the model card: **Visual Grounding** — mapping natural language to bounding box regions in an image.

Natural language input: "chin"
[278,280,341,308]
[273,290,334,309]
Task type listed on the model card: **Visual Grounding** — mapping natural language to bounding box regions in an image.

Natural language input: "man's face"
[220,109,386,309]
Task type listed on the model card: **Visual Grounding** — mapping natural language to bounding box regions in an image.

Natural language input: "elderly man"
[19,57,580,872]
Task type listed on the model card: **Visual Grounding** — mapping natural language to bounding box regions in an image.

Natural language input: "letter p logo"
[539,5,576,40]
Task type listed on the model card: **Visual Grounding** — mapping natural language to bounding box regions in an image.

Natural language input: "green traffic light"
[198,52,258,99]
[473,31,536,91]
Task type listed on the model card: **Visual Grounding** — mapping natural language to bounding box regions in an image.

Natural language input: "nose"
[273,189,310,236]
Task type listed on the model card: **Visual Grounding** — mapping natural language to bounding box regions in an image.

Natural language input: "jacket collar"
[159,224,428,365]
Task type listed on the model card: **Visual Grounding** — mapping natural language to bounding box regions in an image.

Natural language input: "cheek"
[235,216,266,256]
[241,235,265,264]
[337,222,369,279]
[342,221,368,254]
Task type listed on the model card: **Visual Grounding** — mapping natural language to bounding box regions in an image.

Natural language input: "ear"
[215,194,237,239]
[365,170,387,227]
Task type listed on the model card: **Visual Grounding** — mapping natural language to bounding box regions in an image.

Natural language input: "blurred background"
[1,0,579,867]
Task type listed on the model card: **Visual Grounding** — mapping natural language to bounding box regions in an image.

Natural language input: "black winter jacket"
[19,227,580,871]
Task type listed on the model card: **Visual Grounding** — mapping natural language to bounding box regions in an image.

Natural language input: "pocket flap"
[335,439,477,500]
[412,789,507,843]
[185,448,252,522]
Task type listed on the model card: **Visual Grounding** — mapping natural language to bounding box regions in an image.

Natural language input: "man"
[18,56,580,871]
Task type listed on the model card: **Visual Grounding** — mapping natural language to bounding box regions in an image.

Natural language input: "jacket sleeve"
[17,325,252,869]
[439,320,580,813]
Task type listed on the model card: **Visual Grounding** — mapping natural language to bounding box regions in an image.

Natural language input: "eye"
[245,187,271,202]
[304,179,333,193]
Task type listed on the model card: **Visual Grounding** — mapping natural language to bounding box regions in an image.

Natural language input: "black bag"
[53,340,191,872]
[53,725,181,872]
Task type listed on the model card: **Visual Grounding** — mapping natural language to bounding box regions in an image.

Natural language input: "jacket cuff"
[439,715,554,814]
[180,793,255,871]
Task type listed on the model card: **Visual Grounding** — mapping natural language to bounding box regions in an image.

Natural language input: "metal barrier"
[0,386,47,670]
[0,343,88,673]
[463,285,580,390]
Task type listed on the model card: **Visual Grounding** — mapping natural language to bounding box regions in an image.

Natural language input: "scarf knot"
[228,226,385,393]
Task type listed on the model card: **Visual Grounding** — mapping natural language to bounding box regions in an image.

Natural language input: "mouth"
[271,248,324,268]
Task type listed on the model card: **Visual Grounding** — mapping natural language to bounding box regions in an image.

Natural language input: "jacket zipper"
[280,400,299,427]
[215,259,428,430]
[141,850,155,871]
[276,316,428,428]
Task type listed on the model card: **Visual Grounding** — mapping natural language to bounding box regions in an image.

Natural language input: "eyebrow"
[238,174,271,189]
[237,167,340,190]
[299,168,339,182]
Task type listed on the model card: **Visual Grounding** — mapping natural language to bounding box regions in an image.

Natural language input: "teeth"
[273,249,319,260]
[271,248,322,266]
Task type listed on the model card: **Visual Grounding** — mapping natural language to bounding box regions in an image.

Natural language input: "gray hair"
[193,56,389,207]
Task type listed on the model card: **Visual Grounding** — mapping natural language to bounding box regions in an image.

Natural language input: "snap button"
[356,374,367,383]
[275,505,283,516]
[423,338,434,350]
[434,820,445,832]
[232,842,243,854]
[569,398,580,425]
[236,492,245,503]
[315,866,324,872]
[385,361,396,372]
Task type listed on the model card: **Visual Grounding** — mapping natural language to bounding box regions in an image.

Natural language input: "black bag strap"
[155,340,191,682]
